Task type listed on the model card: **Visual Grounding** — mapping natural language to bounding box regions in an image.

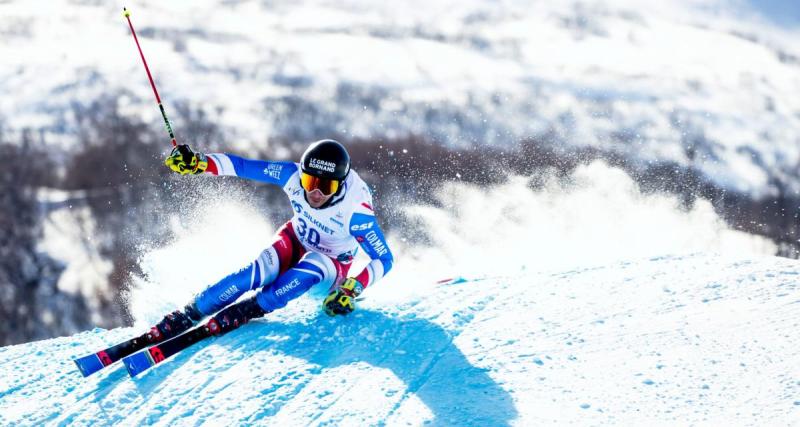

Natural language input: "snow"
[3,0,800,423]
[38,203,113,324]
[1,253,799,425]
[3,160,794,425]
[393,161,775,280]
[2,0,799,195]
[115,160,777,328]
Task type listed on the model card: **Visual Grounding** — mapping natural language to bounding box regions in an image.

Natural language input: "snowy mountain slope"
[1,0,799,196]
[1,253,799,425]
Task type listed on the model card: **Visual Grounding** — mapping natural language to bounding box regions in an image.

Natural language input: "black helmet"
[300,139,350,180]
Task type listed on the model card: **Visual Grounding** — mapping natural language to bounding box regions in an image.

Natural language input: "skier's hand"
[323,278,363,316]
[165,144,208,175]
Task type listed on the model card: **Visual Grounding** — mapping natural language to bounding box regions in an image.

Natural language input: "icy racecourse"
[1,253,799,425]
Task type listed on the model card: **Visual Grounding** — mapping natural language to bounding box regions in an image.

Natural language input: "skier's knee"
[254,246,280,288]
[194,262,255,315]
[254,252,336,312]
[295,252,337,290]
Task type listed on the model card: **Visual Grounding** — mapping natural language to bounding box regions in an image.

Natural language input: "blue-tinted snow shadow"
[256,310,518,426]
[121,309,518,425]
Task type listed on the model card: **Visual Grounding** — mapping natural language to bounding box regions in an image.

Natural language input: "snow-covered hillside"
[1,253,799,425]
[2,0,799,196]
[2,1,800,423]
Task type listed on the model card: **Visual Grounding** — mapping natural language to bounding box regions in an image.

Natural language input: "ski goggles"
[300,172,341,196]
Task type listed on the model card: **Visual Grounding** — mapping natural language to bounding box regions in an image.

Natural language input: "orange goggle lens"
[301,172,340,196]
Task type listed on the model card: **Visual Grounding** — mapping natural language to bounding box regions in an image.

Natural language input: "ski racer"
[151,139,394,339]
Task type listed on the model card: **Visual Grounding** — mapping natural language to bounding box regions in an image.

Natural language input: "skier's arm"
[205,153,297,187]
[165,145,297,187]
[349,211,394,289]
[322,208,393,316]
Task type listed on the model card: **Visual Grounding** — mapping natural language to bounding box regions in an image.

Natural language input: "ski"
[73,331,157,377]
[122,322,214,378]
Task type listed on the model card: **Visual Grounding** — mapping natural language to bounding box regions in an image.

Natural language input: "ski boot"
[147,302,203,343]
[205,297,268,336]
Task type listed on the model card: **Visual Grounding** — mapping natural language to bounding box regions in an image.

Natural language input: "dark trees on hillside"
[0,132,90,345]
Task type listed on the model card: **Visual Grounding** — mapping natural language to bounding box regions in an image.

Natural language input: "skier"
[151,139,394,339]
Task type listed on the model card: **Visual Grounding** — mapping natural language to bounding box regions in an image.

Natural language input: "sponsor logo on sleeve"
[351,221,374,232]
[365,230,388,257]
[264,163,283,180]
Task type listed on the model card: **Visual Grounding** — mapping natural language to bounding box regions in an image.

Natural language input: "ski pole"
[123,7,177,147]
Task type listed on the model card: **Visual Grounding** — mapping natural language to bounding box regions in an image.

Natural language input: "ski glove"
[323,278,363,316]
[165,144,208,175]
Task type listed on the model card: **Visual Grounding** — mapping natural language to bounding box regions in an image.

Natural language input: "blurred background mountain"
[0,0,798,345]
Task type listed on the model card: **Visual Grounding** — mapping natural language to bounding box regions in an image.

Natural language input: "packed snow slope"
[1,253,799,425]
